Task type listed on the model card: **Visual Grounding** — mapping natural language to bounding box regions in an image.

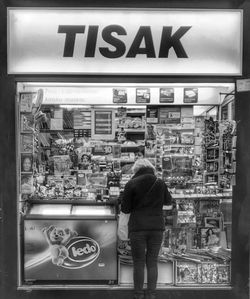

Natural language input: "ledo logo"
[62,237,100,269]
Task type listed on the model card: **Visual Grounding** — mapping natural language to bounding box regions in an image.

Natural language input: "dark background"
[1,0,250,298]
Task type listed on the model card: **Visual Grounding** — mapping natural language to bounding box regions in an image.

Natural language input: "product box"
[47,175,64,197]
[175,199,196,225]
[53,155,71,175]
[175,261,230,285]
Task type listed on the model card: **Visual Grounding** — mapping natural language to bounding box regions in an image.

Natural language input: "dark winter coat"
[121,167,172,232]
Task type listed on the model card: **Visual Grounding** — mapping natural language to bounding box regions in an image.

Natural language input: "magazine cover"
[204,216,222,229]
[176,261,199,284]
[136,88,150,103]
[217,264,230,284]
[20,114,34,132]
[20,134,33,153]
[200,263,217,284]
[21,153,33,173]
[176,261,231,285]
[113,88,128,103]
[21,175,34,194]
[183,88,198,103]
[20,92,36,113]
[200,227,220,248]
[159,88,174,103]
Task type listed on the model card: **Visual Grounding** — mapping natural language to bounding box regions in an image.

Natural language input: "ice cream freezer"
[22,203,118,284]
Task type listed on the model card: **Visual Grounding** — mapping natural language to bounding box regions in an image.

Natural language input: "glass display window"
[16,82,235,287]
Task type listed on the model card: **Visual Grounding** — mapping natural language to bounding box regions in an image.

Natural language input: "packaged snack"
[63,176,77,189]
[53,155,72,175]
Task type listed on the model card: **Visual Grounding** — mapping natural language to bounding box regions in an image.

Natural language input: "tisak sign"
[8,9,242,75]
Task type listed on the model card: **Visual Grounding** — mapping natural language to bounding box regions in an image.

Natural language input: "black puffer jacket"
[121,167,172,232]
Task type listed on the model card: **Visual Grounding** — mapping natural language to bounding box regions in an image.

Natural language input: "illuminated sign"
[57,25,191,58]
[8,9,242,75]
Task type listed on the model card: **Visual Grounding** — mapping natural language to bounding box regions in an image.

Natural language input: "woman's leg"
[145,231,163,298]
[130,231,147,297]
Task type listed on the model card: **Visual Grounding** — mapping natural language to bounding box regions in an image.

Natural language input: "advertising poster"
[113,88,128,103]
[136,88,150,103]
[20,93,36,113]
[24,219,117,281]
[158,107,181,124]
[21,153,33,173]
[159,88,174,103]
[183,88,198,103]
[146,106,158,124]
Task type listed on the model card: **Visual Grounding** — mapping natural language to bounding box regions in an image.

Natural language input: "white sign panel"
[8,8,242,75]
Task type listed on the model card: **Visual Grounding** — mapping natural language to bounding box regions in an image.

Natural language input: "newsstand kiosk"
[2,4,249,299]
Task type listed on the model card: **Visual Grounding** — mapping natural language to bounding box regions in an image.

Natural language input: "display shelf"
[120,159,134,163]
[17,97,236,288]
[116,129,145,133]
[126,110,146,114]
[121,144,142,148]
[25,199,117,205]
[171,194,232,200]
[170,144,195,147]
[39,129,74,133]
[20,131,34,134]
[166,127,195,131]
[205,146,220,149]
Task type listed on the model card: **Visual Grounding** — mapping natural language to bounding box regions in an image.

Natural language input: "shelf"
[20,131,33,134]
[39,129,74,133]
[170,144,194,147]
[126,112,146,116]
[121,144,142,148]
[25,199,117,205]
[165,126,195,131]
[172,194,232,200]
[204,146,219,149]
[116,129,145,133]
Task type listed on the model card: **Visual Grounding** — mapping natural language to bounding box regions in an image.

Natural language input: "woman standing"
[121,158,172,299]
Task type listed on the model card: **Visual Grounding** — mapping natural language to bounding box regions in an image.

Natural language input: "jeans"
[130,230,163,297]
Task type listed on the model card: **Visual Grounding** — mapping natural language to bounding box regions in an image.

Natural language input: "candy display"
[18,91,235,287]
